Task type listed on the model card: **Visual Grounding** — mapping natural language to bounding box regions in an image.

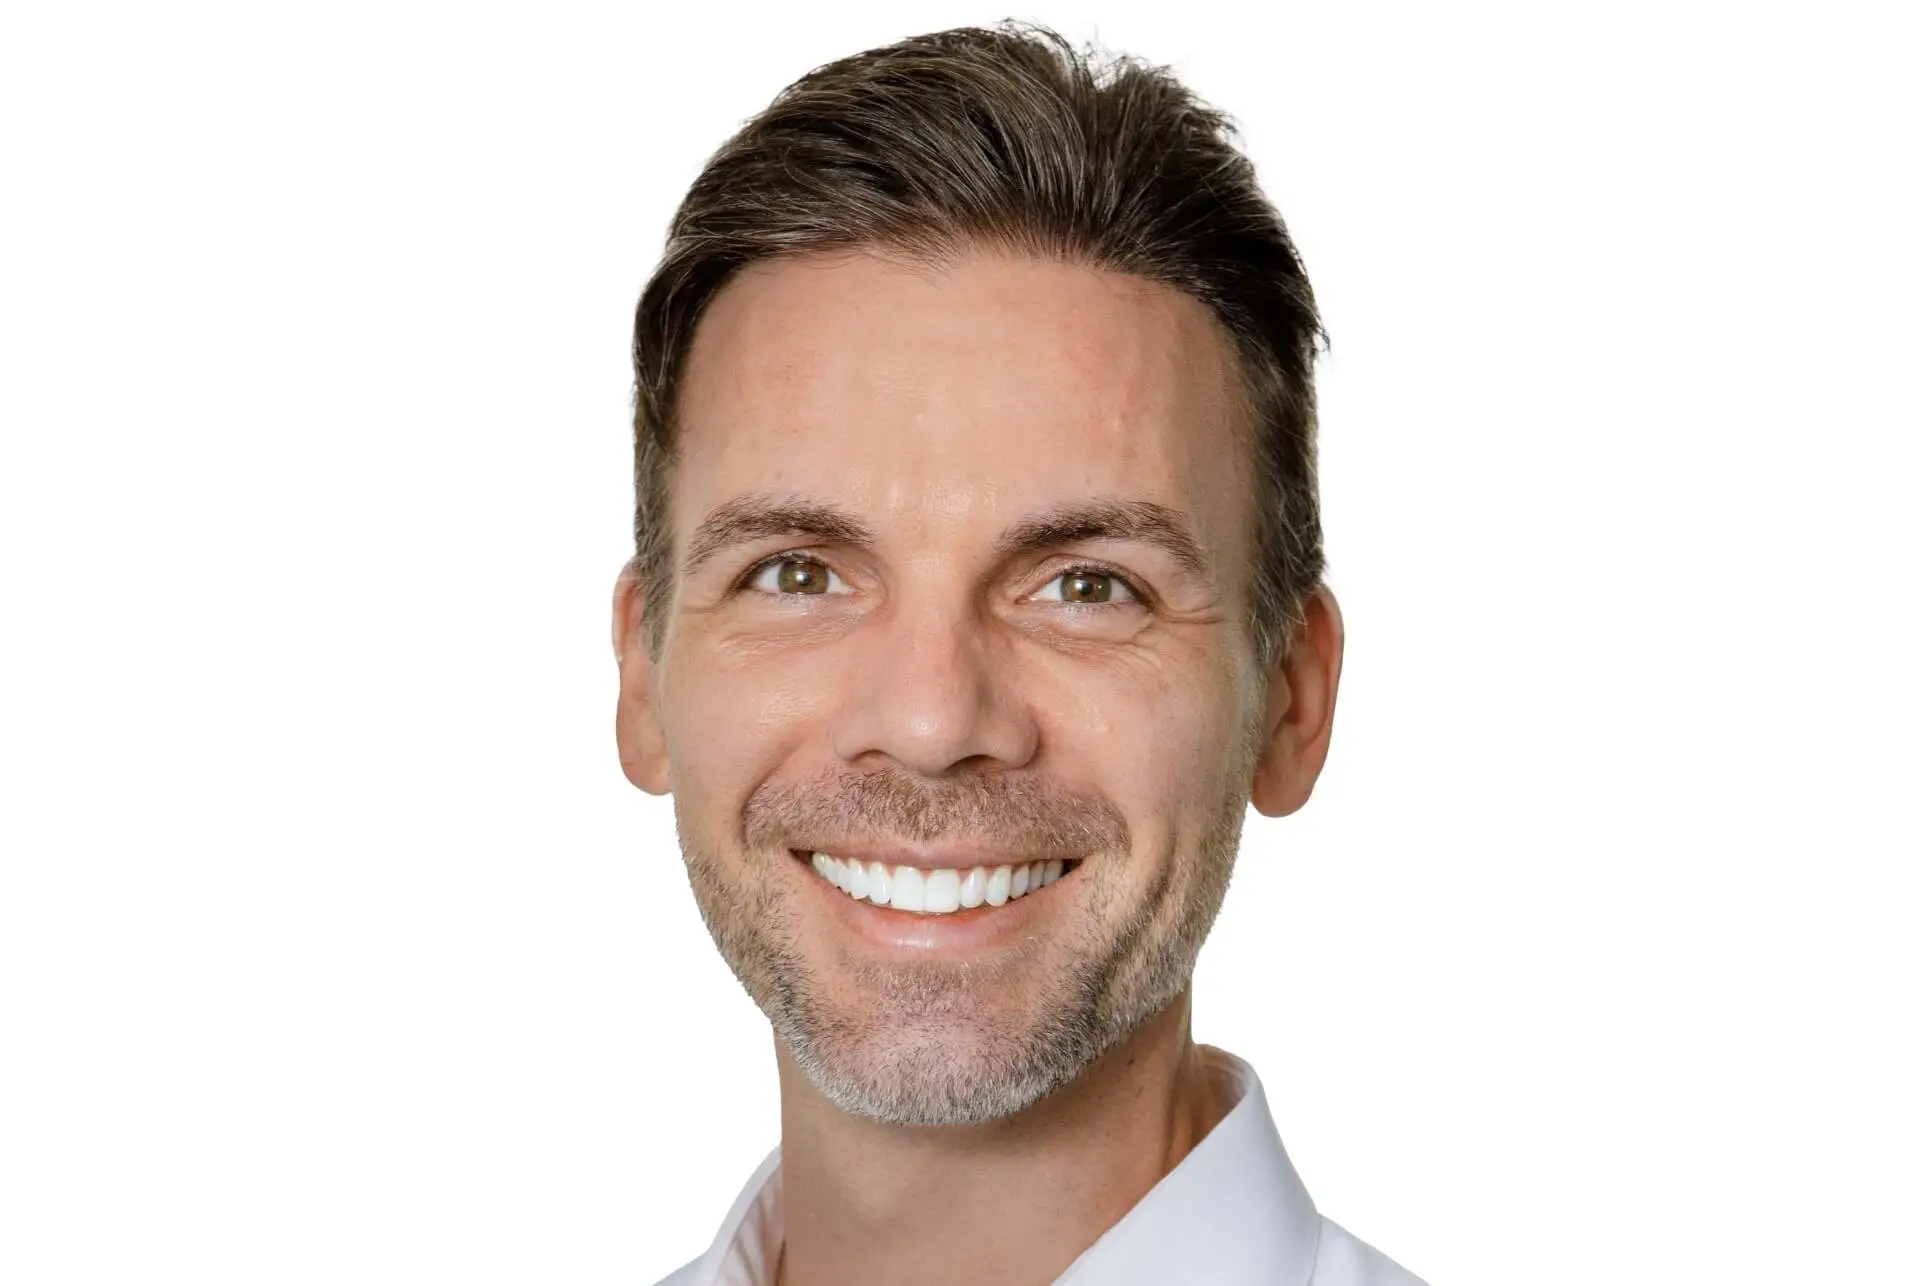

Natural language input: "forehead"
[673,248,1249,548]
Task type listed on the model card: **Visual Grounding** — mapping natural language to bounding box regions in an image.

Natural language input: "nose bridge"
[830,577,1036,776]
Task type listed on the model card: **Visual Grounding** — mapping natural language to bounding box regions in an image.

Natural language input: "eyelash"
[732,553,1148,607]
[733,552,837,596]
[1035,562,1148,607]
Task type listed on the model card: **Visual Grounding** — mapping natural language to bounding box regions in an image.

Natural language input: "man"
[614,21,1425,1286]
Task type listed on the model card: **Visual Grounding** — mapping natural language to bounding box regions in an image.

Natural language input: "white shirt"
[656,1050,1426,1285]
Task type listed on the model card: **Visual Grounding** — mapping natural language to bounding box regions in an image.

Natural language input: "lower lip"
[790,851,1075,954]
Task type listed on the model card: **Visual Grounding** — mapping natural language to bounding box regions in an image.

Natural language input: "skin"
[613,248,1344,1286]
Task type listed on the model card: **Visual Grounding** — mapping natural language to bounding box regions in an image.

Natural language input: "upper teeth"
[810,853,1066,914]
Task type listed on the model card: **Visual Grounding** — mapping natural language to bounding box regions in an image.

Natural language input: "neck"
[772,990,1232,1286]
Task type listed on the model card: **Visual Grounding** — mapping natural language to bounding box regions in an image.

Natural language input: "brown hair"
[630,20,1325,664]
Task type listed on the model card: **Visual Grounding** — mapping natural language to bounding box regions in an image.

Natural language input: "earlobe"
[1249,585,1345,818]
[612,565,673,796]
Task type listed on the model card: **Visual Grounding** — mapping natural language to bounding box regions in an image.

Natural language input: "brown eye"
[1063,572,1111,602]
[746,557,843,596]
[1035,569,1138,605]
[778,560,825,594]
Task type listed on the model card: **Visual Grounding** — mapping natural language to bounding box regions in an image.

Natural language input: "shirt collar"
[681,1048,1319,1286]
[687,1145,783,1286]
[1052,1048,1321,1285]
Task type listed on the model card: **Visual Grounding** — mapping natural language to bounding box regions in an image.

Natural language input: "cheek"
[1044,648,1251,902]
[659,632,846,817]
[1039,645,1248,831]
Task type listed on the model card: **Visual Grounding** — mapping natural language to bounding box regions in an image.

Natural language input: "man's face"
[623,248,1276,1126]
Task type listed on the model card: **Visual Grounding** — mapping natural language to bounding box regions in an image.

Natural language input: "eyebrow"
[995,499,1212,583]
[681,491,1212,584]
[683,493,878,578]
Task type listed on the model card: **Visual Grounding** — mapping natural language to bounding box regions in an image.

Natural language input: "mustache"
[742,768,1130,858]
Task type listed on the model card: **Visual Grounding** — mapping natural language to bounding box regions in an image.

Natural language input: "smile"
[805,851,1074,915]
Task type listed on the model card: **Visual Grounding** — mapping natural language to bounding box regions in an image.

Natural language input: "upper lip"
[792,843,1056,871]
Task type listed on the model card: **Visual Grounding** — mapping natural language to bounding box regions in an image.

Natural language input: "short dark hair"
[631,20,1325,664]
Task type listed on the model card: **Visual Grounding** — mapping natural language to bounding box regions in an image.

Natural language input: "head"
[613,22,1343,1127]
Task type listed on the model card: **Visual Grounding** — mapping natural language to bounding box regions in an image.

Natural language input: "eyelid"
[734,550,848,596]
[727,551,1148,604]
[1031,562,1149,606]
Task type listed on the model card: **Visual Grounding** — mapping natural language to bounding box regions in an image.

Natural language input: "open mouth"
[795,850,1080,915]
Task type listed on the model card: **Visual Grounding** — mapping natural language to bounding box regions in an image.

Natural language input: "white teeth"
[923,869,961,913]
[958,866,987,909]
[808,854,1070,914]
[889,866,927,913]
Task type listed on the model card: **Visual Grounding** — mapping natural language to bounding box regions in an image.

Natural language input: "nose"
[829,596,1039,778]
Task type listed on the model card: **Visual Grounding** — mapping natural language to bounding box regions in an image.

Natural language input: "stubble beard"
[677,756,1253,1128]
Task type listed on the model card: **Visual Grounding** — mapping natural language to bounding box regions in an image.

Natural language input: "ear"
[612,563,672,795]
[1249,585,1345,818]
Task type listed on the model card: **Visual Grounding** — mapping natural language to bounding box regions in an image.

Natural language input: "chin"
[789,1030,1070,1127]
[775,984,1110,1127]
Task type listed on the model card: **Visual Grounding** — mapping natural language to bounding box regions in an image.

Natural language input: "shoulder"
[1314,1217,1429,1286]
[649,1257,704,1286]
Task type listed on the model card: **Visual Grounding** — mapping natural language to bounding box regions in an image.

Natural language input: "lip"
[788,848,1078,955]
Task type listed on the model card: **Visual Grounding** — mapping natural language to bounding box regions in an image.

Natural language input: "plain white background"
[2,2,1914,1282]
